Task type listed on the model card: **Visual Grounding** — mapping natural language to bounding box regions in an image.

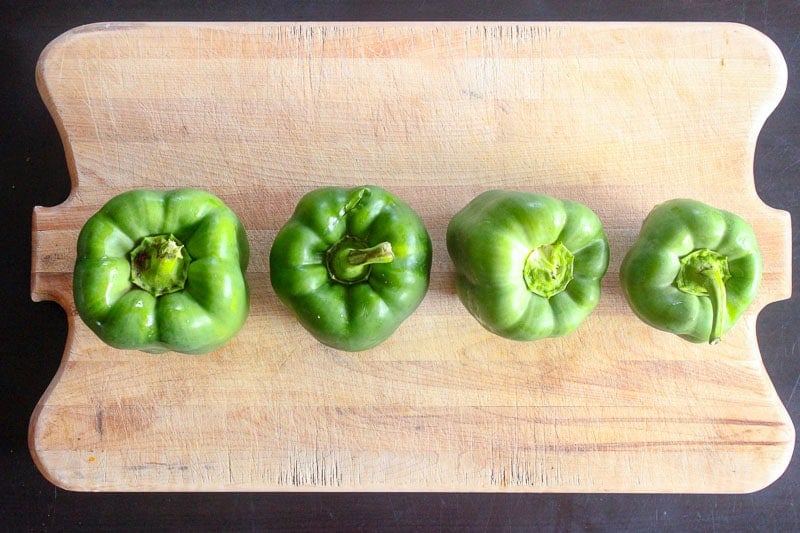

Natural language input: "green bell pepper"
[73,188,250,354]
[269,185,432,351]
[446,190,610,341]
[619,198,762,344]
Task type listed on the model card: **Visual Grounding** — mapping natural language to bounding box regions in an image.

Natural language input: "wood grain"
[30,22,793,492]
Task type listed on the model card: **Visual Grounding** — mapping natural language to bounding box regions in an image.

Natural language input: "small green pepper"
[446,190,610,341]
[73,188,250,354]
[619,198,762,344]
[269,185,432,351]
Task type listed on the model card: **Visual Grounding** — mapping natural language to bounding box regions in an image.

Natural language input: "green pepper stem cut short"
[523,242,574,299]
[129,234,191,297]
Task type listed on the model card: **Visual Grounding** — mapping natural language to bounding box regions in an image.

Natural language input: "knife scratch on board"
[95,403,104,439]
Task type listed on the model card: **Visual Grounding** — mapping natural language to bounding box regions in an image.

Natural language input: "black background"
[3,1,799,531]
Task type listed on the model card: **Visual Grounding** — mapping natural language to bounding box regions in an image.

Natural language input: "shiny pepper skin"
[73,188,250,354]
[446,190,610,341]
[620,198,762,344]
[269,185,432,352]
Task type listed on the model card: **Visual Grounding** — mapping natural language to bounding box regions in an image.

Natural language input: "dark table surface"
[4,1,799,530]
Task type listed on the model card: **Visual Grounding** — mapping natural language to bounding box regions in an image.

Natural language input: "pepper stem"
[675,248,731,345]
[703,267,727,345]
[129,234,191,296]
[523,242,574,299]
[326,236,394,284]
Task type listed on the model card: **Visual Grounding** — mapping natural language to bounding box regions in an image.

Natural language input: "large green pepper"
[619,198,761,344]
[446,190,609,341]
[73,188,250,354]
[269,185,432,351]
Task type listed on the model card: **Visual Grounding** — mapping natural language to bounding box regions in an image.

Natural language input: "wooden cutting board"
[30,21,793,493]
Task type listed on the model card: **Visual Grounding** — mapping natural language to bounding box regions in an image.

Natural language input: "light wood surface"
[30,22,793,492]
